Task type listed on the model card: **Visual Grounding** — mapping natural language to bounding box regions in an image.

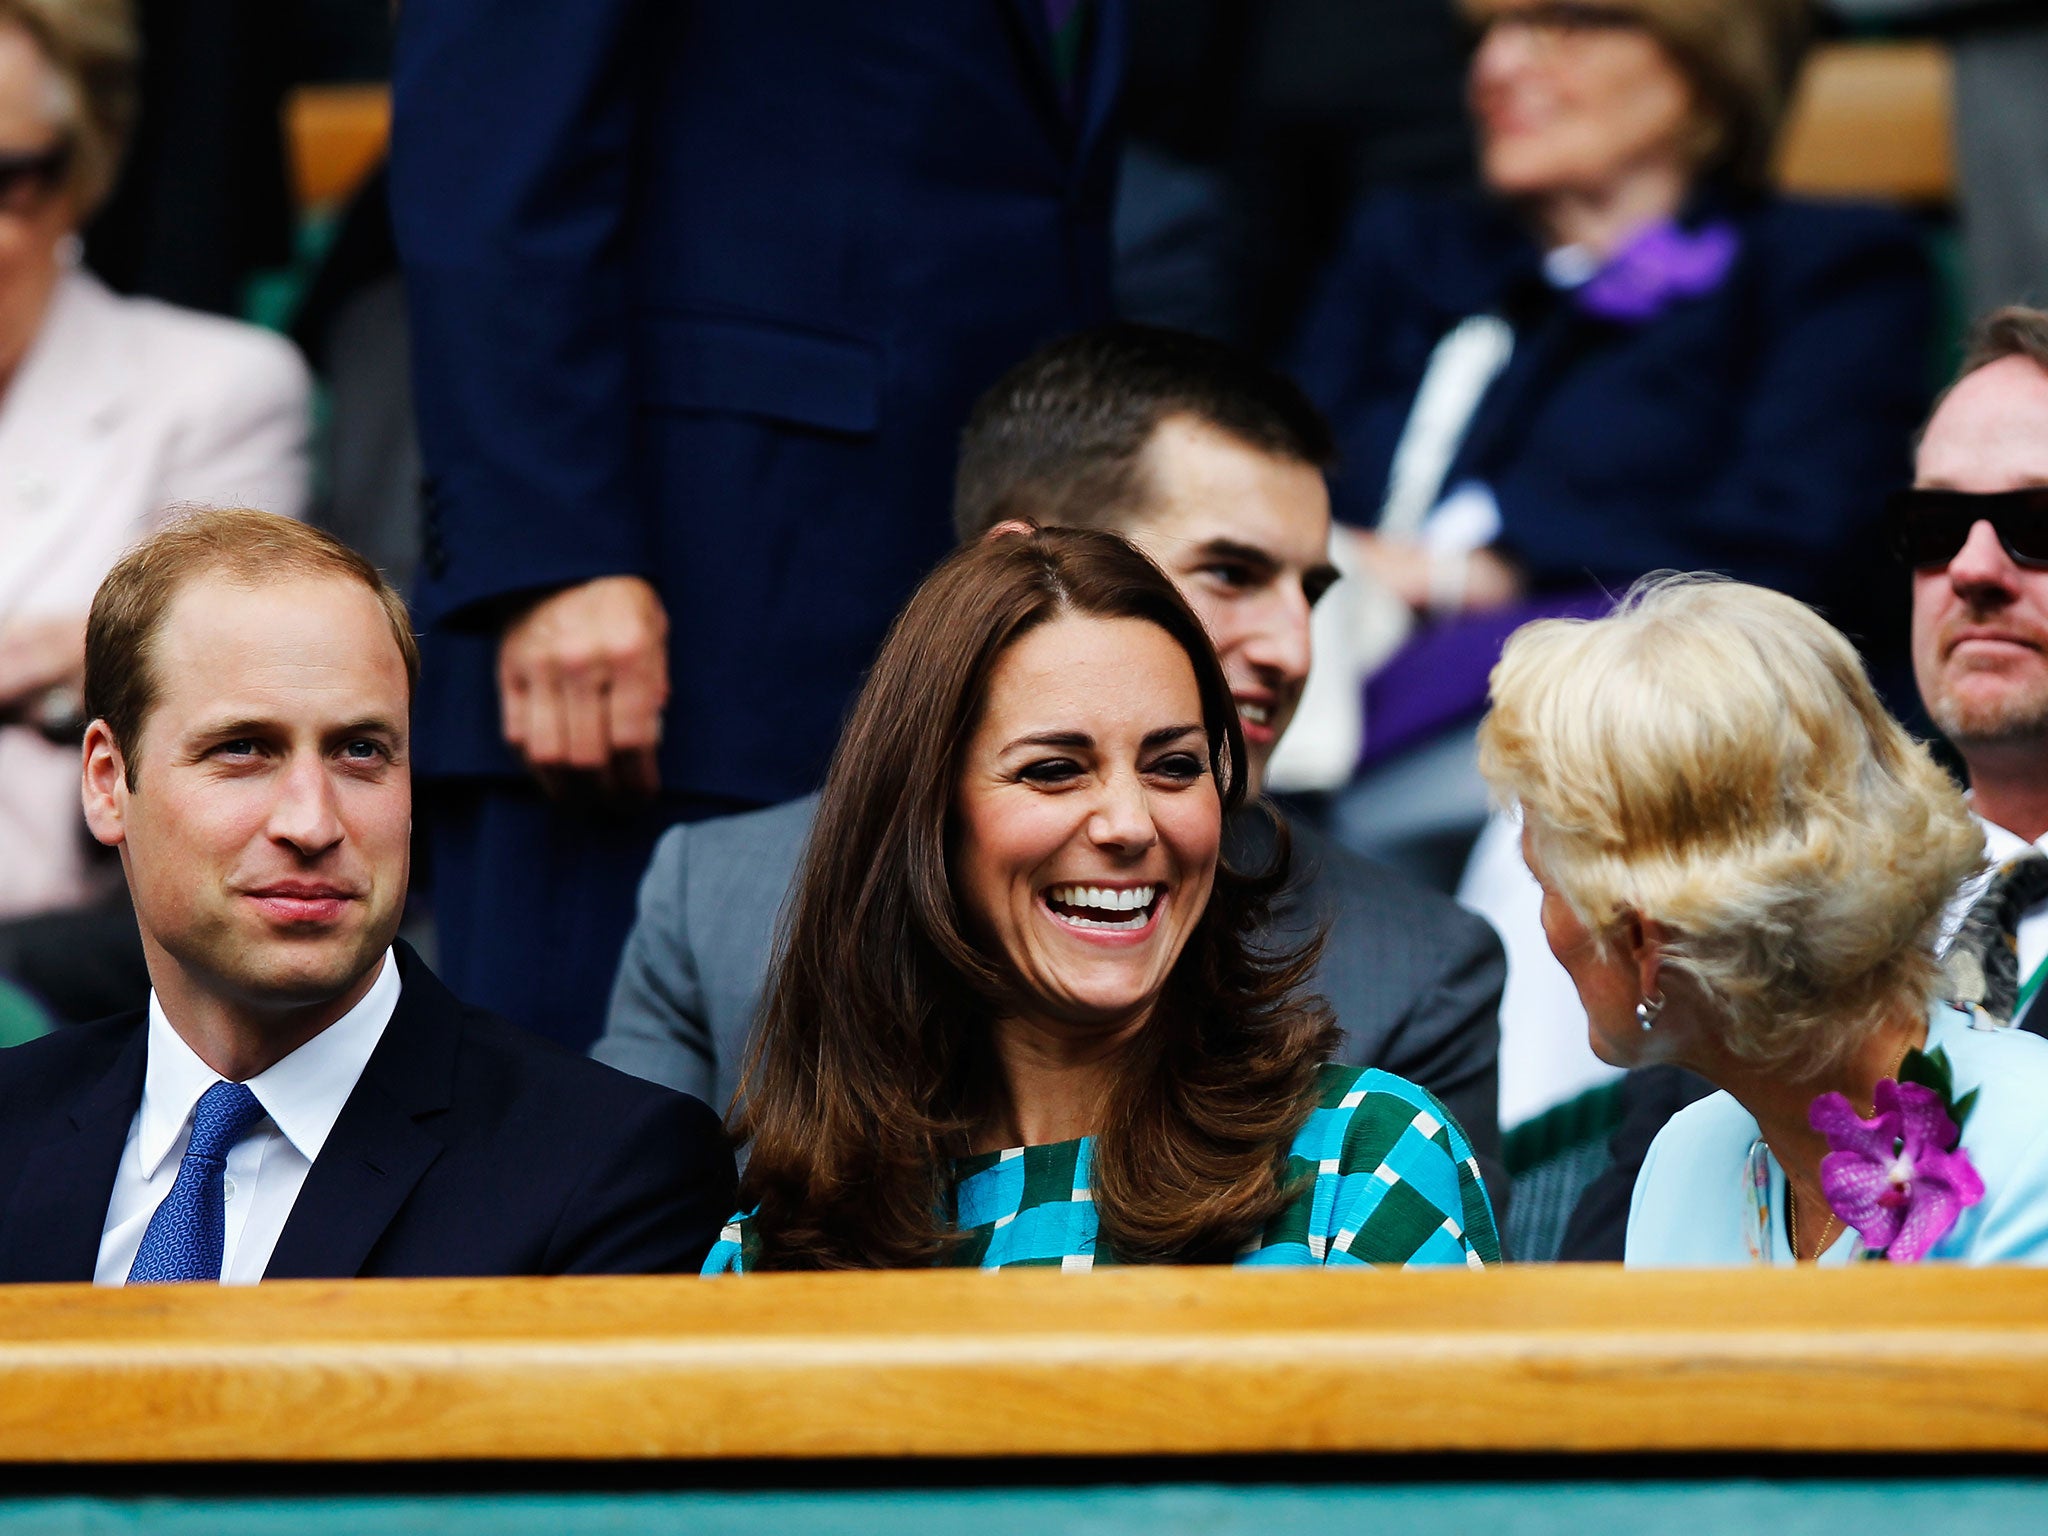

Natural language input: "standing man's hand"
[498,576,669,798]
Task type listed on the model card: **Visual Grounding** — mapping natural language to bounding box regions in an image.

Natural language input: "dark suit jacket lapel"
[1451,294,1588,487]
[263,947,455,1279]
[998,0,1124,169]
[996,0,1072,156]
[1071,0,1126,178]
[1000,0,1055,71]
[0,1021,146,1282]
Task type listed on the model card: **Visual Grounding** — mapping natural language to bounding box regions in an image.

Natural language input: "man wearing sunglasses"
[1904,307,2048,1036]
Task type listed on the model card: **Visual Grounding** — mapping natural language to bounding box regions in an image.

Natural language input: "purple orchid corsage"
[1807,1048,1984,1263]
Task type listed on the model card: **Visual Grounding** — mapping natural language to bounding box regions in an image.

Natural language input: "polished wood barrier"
[1776,40,1953,203]
[3,1267,2047,1462]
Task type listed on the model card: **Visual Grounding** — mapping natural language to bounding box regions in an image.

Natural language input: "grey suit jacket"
[594,794,1506,1179]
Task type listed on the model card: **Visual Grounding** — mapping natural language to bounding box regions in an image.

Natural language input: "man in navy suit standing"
[390,1,1126,1050]
[0,510,732,1283]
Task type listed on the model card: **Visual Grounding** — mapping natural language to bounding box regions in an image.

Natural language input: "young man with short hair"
[0,510,733,1283]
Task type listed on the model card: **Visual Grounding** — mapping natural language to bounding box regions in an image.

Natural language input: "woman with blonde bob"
[1480,575,2048,1264]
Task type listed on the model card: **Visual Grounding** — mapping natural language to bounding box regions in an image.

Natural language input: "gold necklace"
[1787,1180,1838,1262]
[1788,1032,1916,1262]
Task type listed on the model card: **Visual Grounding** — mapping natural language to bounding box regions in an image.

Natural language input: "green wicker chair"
[1501,1081,1626,1262]
[0,976,54,1050]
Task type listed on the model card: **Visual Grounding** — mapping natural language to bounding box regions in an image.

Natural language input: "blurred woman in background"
[1480,577,2048,1265]
[0,0,308,922]
[1281,0,1928,878]
[709,527,1498,1272]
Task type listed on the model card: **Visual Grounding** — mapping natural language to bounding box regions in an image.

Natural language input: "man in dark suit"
[595,327,1509,1188]
[0,510,733,1284]
[389,1,1126,1053]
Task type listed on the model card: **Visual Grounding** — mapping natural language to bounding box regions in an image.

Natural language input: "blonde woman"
[1480,577,2048,1264]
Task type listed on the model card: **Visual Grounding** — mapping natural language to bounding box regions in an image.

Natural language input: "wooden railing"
[1775,40,1954,202]
[4,1267,2048,1463]
[285,83,390,210]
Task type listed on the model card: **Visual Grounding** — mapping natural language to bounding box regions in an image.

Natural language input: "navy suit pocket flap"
[641,313,881,434]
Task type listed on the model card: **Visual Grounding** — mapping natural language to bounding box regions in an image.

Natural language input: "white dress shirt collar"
[1979,816,2041,864]
[137,949,403,1178]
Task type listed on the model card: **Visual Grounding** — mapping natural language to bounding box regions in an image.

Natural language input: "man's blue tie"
[127,1080,267,1284]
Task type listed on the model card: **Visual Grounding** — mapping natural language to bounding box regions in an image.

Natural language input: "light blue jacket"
[1628,1006,2048,1266]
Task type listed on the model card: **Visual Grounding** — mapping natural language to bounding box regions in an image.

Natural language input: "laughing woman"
[706,527,1499,1271]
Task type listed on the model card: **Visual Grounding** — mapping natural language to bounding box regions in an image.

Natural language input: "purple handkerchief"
[1575,219,1739,324]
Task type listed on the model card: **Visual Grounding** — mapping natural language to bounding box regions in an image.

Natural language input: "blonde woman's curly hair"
[1478,574,1983,1076]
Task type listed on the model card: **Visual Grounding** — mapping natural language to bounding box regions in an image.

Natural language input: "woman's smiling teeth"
[1044,883,1162,930]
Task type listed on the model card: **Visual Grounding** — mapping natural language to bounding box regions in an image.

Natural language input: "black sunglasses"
[1887,486,2048,570]
[0,141,71,213]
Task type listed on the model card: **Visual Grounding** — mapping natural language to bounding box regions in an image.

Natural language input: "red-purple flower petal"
[1875,1079,1959,1158]
[1808,1091,1898,1161]
[1819,1150,1902,1248]
[1811,1075,1986,1261]
[1940,1146,1988,1208]
[1886,1177,1962,1263]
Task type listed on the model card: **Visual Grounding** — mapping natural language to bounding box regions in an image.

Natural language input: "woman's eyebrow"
[1004,730,1093,752]
[1143,724,1205,749]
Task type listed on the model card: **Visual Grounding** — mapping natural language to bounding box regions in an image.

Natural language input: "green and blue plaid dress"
[704,1064,1501,1272]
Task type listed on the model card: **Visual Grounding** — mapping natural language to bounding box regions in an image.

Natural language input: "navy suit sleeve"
[545,1087,736,1275]
[390,0,655,628]
[593,824,719,1104]
[1496,209,1932,597]
[1372,910,1505,1191]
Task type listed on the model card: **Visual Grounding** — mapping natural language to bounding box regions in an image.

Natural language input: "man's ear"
[81,719,130,848]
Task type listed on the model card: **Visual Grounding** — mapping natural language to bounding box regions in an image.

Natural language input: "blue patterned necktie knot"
[127,1080,268,1284]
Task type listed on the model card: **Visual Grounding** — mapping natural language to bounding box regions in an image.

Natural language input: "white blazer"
[0,264,312,919]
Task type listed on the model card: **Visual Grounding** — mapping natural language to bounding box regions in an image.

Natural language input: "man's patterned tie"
[1945,852,2048,1028]
[126,1081,267,1284]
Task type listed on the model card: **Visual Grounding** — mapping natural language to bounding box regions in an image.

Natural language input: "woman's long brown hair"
[732,527,1339,1268]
